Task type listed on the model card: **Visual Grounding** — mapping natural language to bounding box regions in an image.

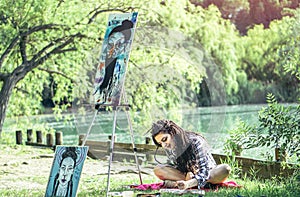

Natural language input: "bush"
[225,93,300,162]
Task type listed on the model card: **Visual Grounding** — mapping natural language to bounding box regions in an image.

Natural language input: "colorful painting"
[45,146,88,197]
[93,12,138,107]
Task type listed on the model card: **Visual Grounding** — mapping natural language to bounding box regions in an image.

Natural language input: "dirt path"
[0,145,158,192]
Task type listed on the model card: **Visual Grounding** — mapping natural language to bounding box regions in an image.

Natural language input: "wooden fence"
[15,129,63,147]
[77,135,297,179]
[17,131,298,179]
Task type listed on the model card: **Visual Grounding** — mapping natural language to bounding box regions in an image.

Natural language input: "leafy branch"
[225,93,300,162]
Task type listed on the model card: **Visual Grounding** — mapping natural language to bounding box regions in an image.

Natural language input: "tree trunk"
[0,75,18,137]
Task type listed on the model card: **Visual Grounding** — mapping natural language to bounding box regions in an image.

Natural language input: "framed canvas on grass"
[45,146,88,197]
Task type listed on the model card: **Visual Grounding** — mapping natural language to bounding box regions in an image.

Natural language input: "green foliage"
[191,5,241,97]
[1,0,300,135]
[225,93,300,162]
[280,10,300,80]
[224,120,254,155]
[228,7,300,104]
[0,0,105,118]
[255,94,300,159]
[0,132,15,145]
[1,0,209,128]
[126,25,207,129]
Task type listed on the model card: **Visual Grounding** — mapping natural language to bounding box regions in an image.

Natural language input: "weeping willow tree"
[0,0,211,135]
[0,0,137,135]
[2,0,298,136]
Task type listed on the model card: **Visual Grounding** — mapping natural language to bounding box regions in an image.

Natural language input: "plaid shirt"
[164,132,216,188]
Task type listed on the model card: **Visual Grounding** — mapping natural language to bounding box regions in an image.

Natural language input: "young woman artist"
[151,119,231,190]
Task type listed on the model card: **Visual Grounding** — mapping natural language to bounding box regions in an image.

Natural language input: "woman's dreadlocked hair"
[151,119,189,150]
[151,119,210,163]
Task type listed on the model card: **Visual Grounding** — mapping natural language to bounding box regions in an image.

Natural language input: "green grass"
[1,164,299,197]
[1,176,299,197]
[0,133,299,197]
[76,175,300,197]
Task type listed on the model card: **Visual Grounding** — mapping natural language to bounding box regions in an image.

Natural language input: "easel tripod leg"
[81,110,98,147]
[125,110,143,185]
[105,110,117,197]
[122,88,143,184]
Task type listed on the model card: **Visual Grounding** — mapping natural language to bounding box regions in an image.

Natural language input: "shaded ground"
[0,144,158,193]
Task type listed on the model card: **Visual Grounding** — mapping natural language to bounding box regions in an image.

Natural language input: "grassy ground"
[0,134,299,197]
[1,173,299,197]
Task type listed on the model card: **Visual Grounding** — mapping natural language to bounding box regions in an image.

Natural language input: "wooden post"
[275,148,280,162]
[55,131,63,145]
[107,135,116,160]
[46,133,54,147]
[145,137,151,144]
[275,147,286,162]
[36,130,43,144]
[108,135,117,142]
[16,130,22,145]
[145,137,154,162]
[27,129,33,143]
[78,134,85,146]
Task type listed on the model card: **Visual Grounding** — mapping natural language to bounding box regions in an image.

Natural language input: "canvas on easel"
[45,146,88,197]
[89,12,142,197]
[93,12,138,107]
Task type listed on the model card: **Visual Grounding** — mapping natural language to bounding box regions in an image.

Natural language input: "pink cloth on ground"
[133,182,164,190]
[132,181,241,191]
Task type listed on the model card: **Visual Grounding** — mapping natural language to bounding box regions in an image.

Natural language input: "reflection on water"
[5,104,292,160]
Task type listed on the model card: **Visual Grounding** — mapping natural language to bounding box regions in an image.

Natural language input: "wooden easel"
[81,87,143,197]
[81,12,140,196]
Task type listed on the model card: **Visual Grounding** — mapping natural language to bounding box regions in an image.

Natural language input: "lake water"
[4,104,275,159]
